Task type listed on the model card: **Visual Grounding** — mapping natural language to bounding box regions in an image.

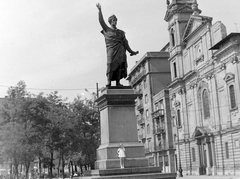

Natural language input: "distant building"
[127,51,175,172]
[164,0,240,176]
[152,89,175,173]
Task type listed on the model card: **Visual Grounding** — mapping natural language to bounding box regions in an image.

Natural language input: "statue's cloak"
[101,28,128,81]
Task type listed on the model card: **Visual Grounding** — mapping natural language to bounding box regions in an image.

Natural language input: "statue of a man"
[96,3,139,87]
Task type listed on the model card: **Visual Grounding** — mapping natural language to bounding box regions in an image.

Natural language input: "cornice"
[182,70,197,81]
[165,4,193,22]
[168,50,182,61]
[213,41,239,58]
[96,94,138,110]
[168,78,183,88]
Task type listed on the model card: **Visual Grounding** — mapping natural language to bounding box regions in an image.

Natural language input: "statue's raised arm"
[96,3,108,32]
[96,3,101,10]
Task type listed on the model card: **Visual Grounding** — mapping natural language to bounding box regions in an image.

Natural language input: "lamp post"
[176,121,183,177]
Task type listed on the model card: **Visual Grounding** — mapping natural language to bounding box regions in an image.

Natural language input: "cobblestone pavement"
[177,175,240,179]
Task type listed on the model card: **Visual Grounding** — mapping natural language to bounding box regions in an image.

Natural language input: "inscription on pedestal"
[115,120,131,126]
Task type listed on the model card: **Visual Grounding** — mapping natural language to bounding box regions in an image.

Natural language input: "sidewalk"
[177,175,240,179]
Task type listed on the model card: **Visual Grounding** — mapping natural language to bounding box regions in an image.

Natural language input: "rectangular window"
[174,134,177,142]
[144,79,147,89]
[173,62,177,78]
[225,142,229,159]
[159,100,164,109]
[146,109,149,118]
[147,124,150,134]
[235,140,240,148]
[164,155,169,166]
[149,157,154,166]
[177,109,181,127]
[155,103,159,111]
[162,134,166,150]
[192,147,196,162]
[139,83,142,91]
[145,94,148,104]
[159,156,163,169]
[229,85,236,109]
[147,139,151,152]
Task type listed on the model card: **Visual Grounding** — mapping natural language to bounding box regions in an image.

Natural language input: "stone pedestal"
[83,86,176,179]
[95,87,148,169]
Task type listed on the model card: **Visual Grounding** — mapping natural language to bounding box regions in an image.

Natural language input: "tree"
[0,81,100,179]
[0,81,51,179]
[0,81,41,179]
[69,96,100,171]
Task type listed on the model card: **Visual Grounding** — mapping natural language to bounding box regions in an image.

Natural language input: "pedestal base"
[82,167,176,179]
[95,142,148,169]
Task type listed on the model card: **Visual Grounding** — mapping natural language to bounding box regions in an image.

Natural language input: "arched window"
[229,85,236,109]
[202,89,210,119]
[171,29,175,47]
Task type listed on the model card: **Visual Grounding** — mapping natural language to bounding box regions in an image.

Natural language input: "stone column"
[196,140,202,175]
[162,155,166,173]
[168,149,176,173]
[95,87,148,169]
[205,137,212,175]
[210,136,217,175]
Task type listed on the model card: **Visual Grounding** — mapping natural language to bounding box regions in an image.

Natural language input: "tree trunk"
[14,163,19,179]
[38,156,42,178]
[70,161,74,177]
[25,162,30,179]
[80,165,83,176]
[61,151,65,179]
[50,152,53,179]
[68,162,71,178]
[13,155,19,179]
[74,165,77,173]
[57,150,61,179]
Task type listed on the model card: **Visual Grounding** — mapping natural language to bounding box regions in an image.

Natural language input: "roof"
[128,51,169,76]
[160,42,169,52]
[209,33,240,50]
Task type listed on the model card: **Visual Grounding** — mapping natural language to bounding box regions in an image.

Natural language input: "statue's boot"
[116,80,123,87]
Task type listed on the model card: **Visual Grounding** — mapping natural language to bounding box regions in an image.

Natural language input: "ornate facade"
[165,0,240,176]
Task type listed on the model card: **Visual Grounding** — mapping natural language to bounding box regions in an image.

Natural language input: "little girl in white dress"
[117,143,126,168]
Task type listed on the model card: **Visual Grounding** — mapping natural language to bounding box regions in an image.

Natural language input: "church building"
[165,0,240,176]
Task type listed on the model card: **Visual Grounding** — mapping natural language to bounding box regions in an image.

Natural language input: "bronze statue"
[96,3,139,87]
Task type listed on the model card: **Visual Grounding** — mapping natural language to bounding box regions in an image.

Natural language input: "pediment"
[189,20,202,34]
[224,73,235,82]
[192,126,210,138]
[183,15,212,41]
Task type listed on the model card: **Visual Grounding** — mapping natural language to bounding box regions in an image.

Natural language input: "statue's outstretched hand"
[96,3,101,10]
[130,51,139,56]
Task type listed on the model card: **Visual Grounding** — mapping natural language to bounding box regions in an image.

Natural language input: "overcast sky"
[0,0,239,101]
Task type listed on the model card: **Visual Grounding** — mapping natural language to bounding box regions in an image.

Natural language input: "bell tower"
[165,0,201,50]
[164,0,201,80]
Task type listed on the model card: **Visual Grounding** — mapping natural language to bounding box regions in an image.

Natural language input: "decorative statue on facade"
[96,3,139,87]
